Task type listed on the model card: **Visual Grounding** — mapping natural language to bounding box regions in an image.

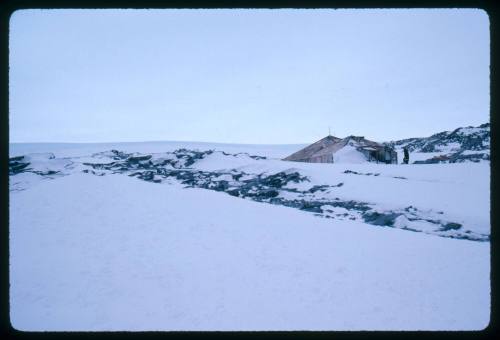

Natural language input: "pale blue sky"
[9,8,489,144]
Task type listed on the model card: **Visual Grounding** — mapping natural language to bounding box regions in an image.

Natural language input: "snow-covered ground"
[9,142,490,331]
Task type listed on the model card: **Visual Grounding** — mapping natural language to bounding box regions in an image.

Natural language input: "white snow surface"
[9,142,490,331]
[457,126,483,135]
[333,144,368,164]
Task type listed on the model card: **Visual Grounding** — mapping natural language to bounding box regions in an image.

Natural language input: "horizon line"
[8,139,311,146]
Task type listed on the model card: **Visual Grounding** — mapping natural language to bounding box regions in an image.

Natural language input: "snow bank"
[333,144,368,164]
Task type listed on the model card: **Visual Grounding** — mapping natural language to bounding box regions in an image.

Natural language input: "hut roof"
[283,135,387,161]
[283,135,341,162]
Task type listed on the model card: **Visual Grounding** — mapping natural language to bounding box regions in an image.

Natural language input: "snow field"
[10,173,490,331]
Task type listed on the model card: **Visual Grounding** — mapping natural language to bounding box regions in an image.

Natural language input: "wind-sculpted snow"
[9,153,76,192]
[9,153,74,176]
[9,149,489,242]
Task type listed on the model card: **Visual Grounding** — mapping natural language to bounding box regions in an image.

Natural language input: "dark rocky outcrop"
[389,123,490,164]
[10,148,488,242]
[9,156,31,175]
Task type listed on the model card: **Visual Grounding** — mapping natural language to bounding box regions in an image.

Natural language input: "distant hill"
[387,123,490,164]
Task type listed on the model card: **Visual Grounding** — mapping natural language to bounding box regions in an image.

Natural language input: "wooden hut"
[283,135,398,164]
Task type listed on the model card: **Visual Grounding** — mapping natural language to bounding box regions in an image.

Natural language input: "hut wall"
[309,154,333,163]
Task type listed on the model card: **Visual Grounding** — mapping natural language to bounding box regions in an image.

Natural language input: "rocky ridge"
[9,149,489,242]
[388,123,490,163]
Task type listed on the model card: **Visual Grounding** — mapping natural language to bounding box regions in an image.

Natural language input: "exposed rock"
[9,156,31,175]
[440,222,462,231]
[389,123,490,164]
[362,211,403,227]
[10,148,488,242]
[343,170,381,176]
